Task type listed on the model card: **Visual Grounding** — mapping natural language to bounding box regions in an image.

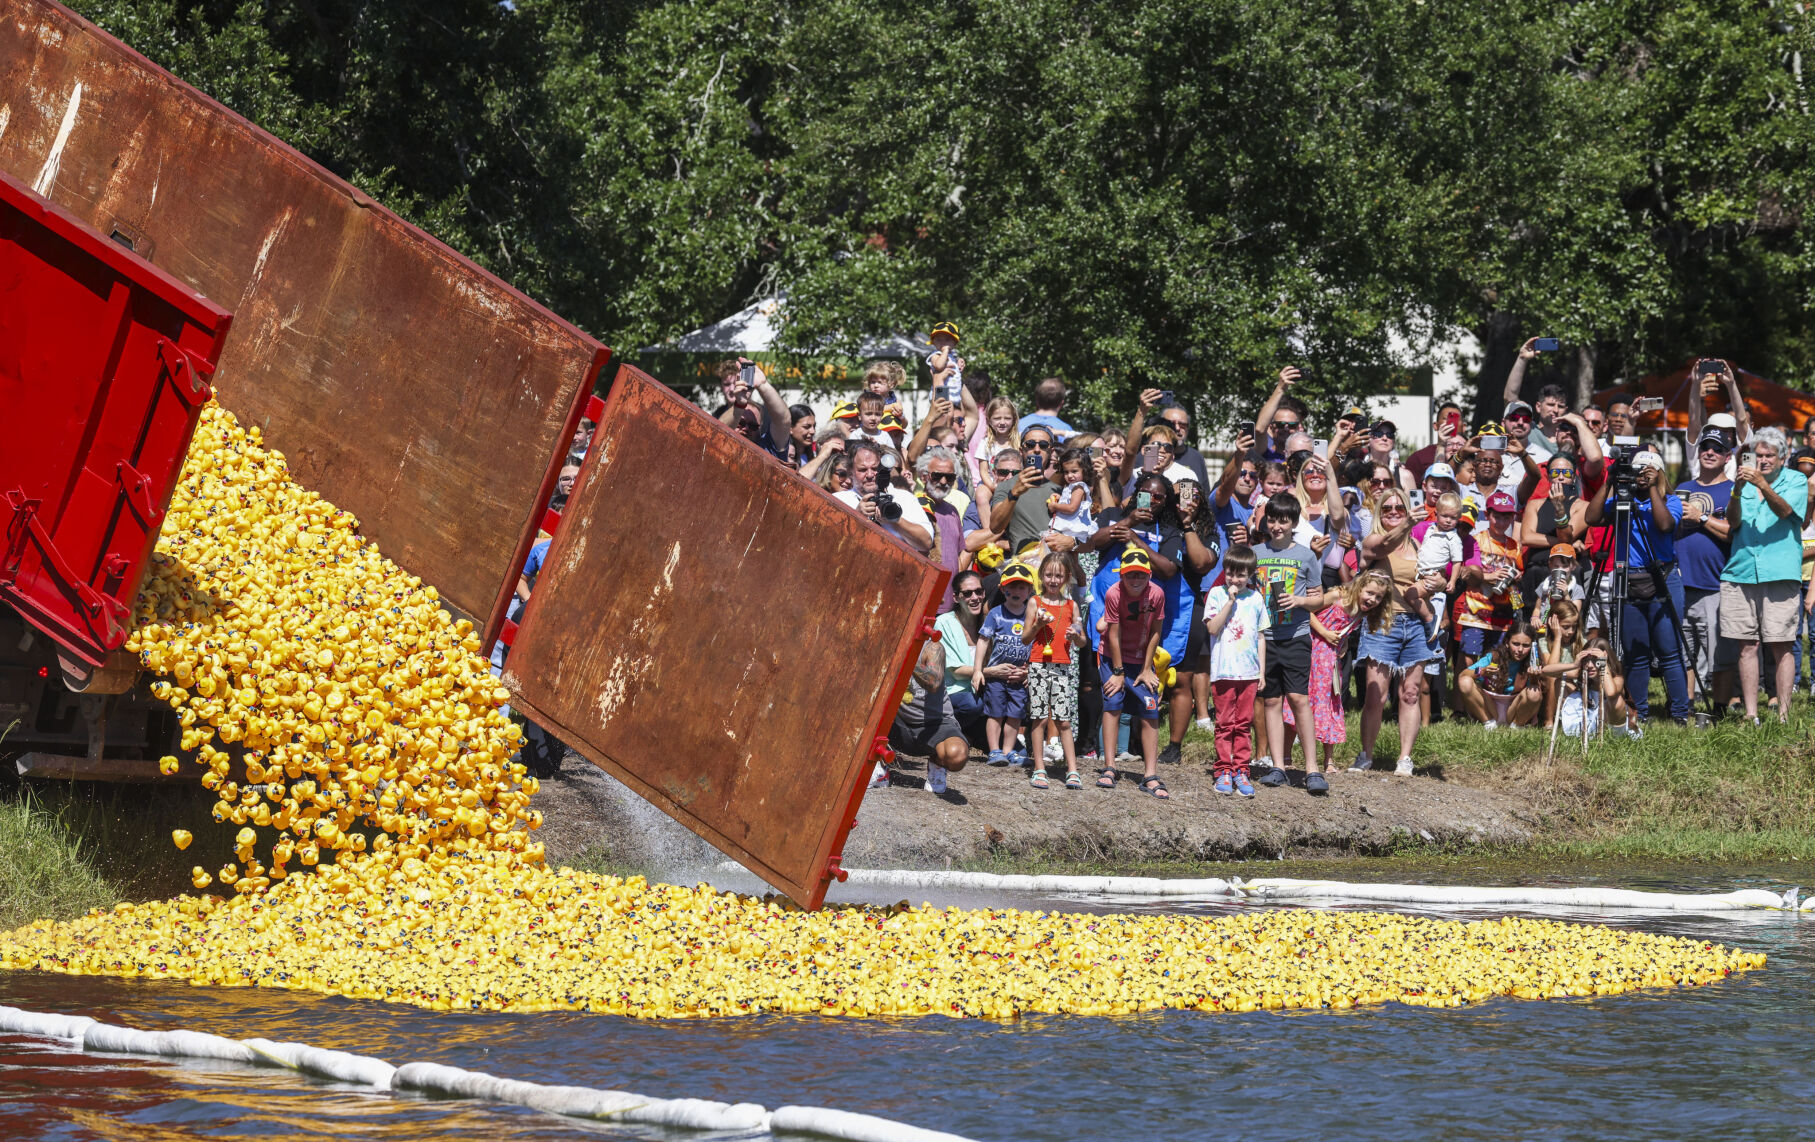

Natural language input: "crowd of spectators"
[692,327,1815,801]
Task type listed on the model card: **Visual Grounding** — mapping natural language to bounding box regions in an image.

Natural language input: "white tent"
[649,294,930,359]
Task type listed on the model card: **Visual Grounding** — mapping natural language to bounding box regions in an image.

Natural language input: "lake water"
[4,863,1813,1141]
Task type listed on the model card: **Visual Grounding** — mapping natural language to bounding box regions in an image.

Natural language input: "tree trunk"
[1472,311,1523,422]
[1573,342,1598,411]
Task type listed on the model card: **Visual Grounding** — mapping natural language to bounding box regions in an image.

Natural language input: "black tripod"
[1579,470,1686,720]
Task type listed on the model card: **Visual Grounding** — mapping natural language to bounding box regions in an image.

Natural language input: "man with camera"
[837,439,934,553]
[989,425,1076,555]
[1722,426,1807,725]
[1583,447,1689,729]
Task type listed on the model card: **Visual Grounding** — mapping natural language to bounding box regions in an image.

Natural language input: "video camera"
[1608,435,1644,496]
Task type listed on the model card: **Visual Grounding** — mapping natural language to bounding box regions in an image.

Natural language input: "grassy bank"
[1398,703,1815,861]
[0,794,117,929]
[0,774,241,928]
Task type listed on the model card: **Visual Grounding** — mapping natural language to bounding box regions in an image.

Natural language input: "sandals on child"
[1030,770,1049,789]
[1096,768,1117,789]
[1065,771,1084,790]
[1138,775,1170,800]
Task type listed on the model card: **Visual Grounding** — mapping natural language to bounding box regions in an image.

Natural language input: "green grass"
[0,792,119,929]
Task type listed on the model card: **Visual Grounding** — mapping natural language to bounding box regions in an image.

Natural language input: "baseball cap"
[1425,462,1457,483]
[1707,412,1738,429]
[1632,450,1665,473]
[1504,400,1534,419]
[1339,403,1366,422]
[1118,548,1153,573]
[1550,542,1578,560]
[1696,429,1734,454]
[1476,420,1507,440]
[831,400,859,421]
[1369,420,1397,438]
[1794,447,1815,467]
[930,321,961,342]
[1487,490,1519,514]
[880,411,908,433]
[998,560,1035,587]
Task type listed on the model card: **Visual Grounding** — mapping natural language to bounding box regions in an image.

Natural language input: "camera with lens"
[867,453,903,521]
[1608,435,1643,495]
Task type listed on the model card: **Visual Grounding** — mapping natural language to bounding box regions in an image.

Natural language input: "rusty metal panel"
[0,0,606,645]
[504,366,948,907]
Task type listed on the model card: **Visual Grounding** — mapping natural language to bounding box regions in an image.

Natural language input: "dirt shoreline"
[531,738,1539,877]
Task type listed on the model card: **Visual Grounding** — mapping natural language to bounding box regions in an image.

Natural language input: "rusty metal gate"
[504,367,948,907]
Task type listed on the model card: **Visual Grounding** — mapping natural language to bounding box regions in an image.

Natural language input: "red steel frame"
[0,168,231,668]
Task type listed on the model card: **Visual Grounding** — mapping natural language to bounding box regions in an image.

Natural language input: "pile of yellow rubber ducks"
[0,401,1767,1020]
[124,402,540,893]
[0,852,1765,1018]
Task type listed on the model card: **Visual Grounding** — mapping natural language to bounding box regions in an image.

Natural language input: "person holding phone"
[988,426,1074,556]
[712,356,791,461]
[1675,427,1737,714]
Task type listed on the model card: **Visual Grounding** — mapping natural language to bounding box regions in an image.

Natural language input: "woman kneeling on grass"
[1455,622,1545,728]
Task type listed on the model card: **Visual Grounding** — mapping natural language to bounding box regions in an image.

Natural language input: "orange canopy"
[1594,361,1815,436]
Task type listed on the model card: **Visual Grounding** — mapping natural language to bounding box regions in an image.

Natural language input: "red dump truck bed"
[0,0,944,907]
[0,167,229,670]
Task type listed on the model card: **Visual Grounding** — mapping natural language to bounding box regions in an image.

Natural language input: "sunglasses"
[1237,469,1259,479]
[926,472,956,483]
[957,587,987,598]
[995,466,1021,476]
[1369,477,1393,487]
[1381,505,1408,515]
[1273,420,1302,432]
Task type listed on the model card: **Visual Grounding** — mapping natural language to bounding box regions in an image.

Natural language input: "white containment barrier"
[1232,878,1795,912]
[0,1005,978,1141]
[833,867,1237,898]
[770,1104,981,1141]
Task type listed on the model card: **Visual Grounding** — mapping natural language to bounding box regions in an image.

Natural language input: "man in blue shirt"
[1674,429,1736,714]
[1720,426,1809,724]
[1585,449,1687,727]
[1016,376,1076,440]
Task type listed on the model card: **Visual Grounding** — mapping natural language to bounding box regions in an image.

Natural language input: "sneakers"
[1306,772,1329,795]
[1114,750,1138,763]
[987,749,1010,767]
[1347,751,1374,773]
[1482,720,1498,731]
[1234,773,1256,798]
[869,762,891,789]
[1258,766,1288,787]
[1158,741,1183,766]
[1214,773,1234,796]
[1043,739,1064,763]
[1195,717,1214,732]
[1010,750,1031,768]
[1393,757,1414,777]
[1080,749,1101,762]
[926,764,948,794]
[1619,722,1644,740]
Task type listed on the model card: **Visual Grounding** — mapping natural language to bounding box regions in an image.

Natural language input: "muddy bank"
[530,739,1538,877]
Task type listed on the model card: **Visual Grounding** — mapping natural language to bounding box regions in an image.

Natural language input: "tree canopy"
[67,0,1815,429]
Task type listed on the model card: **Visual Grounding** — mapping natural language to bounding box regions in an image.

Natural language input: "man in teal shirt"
[1721,427,1807,724]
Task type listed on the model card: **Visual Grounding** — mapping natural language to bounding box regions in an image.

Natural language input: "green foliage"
[62,0,1815,431]
[0,794,118,929]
